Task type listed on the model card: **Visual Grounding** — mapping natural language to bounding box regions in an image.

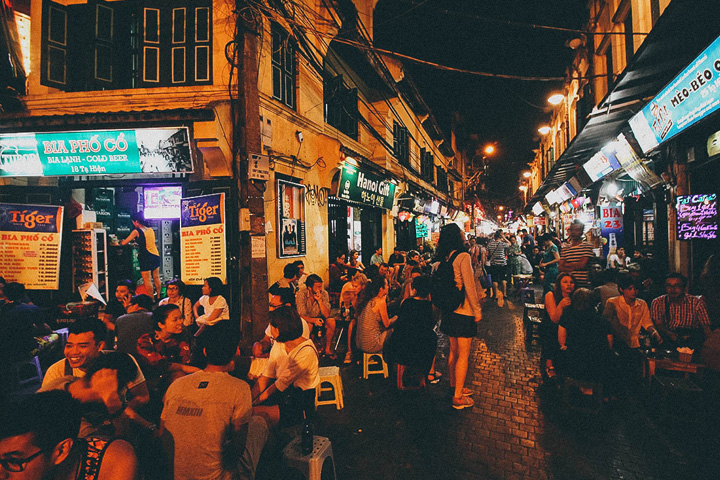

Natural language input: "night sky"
[374,0,589,205]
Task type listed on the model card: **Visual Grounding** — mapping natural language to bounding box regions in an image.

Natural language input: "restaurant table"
[641,349,704,387]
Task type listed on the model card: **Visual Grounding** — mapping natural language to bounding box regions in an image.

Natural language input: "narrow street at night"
[256,294,720,480]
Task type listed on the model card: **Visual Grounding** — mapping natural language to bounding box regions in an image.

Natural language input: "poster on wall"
[278,178,306,258]
[676,194,717,240]
[0,203,64,289]
[180,193,226,285]
[600,204,624,257]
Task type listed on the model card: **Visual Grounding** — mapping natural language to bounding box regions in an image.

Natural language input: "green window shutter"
[41,0,69,90]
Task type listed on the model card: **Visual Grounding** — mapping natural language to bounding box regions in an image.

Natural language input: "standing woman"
[121,212,161,300]
[437,223,483,410]
[539,234,561,294]
[507,234,522,287]
[542,272,576,380]
[159,279,195,328]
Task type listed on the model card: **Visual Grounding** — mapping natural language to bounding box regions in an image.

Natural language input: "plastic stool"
[315,366,344,410]
[519,287,535,304]
[14,356,43,388]
[363,352,389,379]
[283,435,337,480]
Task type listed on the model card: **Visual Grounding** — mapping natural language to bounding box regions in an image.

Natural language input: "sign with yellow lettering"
[0,203,64,289]
[180,193,226,285]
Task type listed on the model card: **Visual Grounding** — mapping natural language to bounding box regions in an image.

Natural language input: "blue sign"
[180,194,224,228]
[630,34,720,153]
[0,203,63,233]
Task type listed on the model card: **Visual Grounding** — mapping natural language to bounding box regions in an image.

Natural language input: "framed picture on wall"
[277,177,306,257]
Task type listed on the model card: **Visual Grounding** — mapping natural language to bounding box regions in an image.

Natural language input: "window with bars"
[436,167,448,193]
[420,148,434,183]
[271,24,296,109]
[393,122,409,166]
[40,0,212,91]
[324,74,358,139]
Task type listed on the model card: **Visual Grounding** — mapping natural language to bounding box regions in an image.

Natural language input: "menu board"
[676,194,718,240]
[180,193,226,284]
[0,203,64,289]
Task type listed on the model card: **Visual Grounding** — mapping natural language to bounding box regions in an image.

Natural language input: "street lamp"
[519,185,528,204]
[522,171,531,179]
[483,144,495,156]
[547,93,565,105]
[537,125,551,135]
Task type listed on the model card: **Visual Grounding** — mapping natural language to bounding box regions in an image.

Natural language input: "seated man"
[0,391,138,480]
[161,325,268,480]
[268,263,300,308]
[115,294,155,359]
[603,273,662,377]
[651,272,711,349]
[328,252,348,294]
[296,274,337,358]
[41,318,151,436]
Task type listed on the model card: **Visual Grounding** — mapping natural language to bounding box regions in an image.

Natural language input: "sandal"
[323,352,338,361]
[450,387,473,397]
[452,395,475,410]
[344,352,353,364]
[545,365,557,379]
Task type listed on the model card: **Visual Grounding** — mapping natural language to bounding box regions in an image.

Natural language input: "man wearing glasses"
[651,272,711,348]
[0,391,137,480]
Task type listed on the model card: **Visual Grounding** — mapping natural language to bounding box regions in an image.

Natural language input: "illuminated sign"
[180,193,226,284]
[0,127,193,177]
[532,202,544,216]
[336,165,396,209]
[630,34,720,154]
[676,194,718,240]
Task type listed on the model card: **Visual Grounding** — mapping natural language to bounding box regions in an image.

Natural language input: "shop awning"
[527,0,720,208]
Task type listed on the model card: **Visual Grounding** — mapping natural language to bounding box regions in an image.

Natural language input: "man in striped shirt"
[487,230,510,305]
[559,220,595,288]
[650,272,711,348]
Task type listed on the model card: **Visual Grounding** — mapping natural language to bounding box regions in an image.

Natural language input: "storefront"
[0,122,234,310]
[329,163,395,264]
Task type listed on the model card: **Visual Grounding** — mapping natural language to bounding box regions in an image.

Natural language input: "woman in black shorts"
[437,223,484,409]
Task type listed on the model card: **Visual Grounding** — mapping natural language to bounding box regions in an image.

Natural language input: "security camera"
[296,131,303,143]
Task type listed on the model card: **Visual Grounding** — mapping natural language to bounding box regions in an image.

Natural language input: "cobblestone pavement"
[259,293,720,480]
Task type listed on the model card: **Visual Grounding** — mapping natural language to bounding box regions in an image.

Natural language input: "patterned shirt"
[650,294,710,330]
[487,240,508,266]
[560,241,595,287]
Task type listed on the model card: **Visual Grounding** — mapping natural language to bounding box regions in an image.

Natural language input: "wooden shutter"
[88,0,131,90]
[40,0,69,89]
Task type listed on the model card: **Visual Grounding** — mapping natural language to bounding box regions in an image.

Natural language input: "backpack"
[431,250,465,312]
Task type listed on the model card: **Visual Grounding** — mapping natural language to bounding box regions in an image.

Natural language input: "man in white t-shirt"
[161,327,268,480]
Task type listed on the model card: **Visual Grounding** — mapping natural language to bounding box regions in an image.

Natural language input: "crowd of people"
[2,219,718,479]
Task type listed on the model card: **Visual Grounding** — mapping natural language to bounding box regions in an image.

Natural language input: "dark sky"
[373,0,589,203]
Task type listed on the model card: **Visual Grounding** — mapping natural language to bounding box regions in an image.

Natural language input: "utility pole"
[235,2,269,347]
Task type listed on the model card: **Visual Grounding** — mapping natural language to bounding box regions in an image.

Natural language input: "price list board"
[180,193,226,285]
[0,203,64,289]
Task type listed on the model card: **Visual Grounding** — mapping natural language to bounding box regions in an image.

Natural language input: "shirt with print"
[162,371,253,480]
[560,241,595,287]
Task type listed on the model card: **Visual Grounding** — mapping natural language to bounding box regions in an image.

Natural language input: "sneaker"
[450,387,473,397]
[344,352,353,364]
[452,396,474,410]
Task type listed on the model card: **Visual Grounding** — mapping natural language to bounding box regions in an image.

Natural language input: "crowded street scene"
[1,0,720,479]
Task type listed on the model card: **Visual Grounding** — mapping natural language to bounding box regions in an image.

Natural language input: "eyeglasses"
[1,448,50,472]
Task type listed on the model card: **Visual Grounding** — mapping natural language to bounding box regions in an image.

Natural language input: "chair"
[363,352,389,379]
[315,366,344,410]
[283,435,337,480]
[562,377,604,415]
[13,356,43,389]
[523,303,544,345]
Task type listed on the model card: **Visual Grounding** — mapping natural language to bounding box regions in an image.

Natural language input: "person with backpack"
[434,223,483,409]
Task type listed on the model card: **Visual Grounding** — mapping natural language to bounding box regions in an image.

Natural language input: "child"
[385,275,441,388]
